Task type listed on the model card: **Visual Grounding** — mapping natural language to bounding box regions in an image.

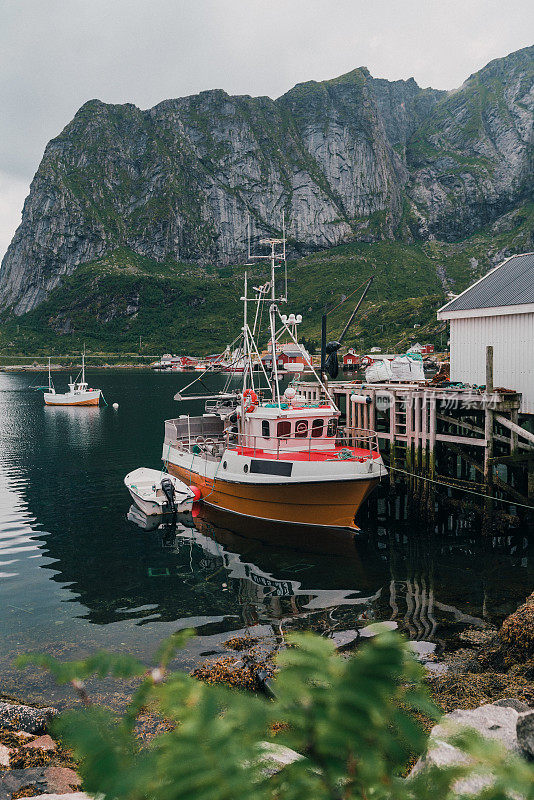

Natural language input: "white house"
[437,252,534,413]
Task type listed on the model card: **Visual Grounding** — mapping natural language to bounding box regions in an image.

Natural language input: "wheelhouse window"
[277,420,291,438]
[327,418,338,437]
[261,420,270,438]
[295,419,308,438]
[311,419,324,438]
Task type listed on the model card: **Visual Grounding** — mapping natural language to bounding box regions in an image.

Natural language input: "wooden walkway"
[295,353,534,511]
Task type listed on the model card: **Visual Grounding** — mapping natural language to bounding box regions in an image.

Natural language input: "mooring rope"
[386,464,534,511]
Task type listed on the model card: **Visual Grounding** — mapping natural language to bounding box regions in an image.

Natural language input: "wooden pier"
[295,351,534,512]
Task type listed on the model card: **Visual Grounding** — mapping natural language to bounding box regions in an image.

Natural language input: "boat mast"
[269,240,281,406]
[48,357,52,391]
[82,345,85,385]
[242,271,251,393]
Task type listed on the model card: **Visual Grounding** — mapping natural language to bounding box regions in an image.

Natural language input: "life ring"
[295,420,308,435]
[243,389,258,413]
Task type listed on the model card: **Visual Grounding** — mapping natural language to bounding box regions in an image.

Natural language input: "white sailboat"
[44,350,102,406]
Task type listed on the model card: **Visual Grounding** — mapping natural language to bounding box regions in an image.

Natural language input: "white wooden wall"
[449,311,534,412]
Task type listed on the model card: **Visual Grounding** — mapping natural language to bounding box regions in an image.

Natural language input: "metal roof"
[440,253,534,313]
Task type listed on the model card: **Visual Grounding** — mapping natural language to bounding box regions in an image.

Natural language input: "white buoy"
[112,402,119,410]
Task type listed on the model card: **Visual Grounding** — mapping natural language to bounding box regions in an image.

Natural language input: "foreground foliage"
[18,629,534,800]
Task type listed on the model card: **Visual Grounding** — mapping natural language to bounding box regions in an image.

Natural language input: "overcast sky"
[1,0,533,261]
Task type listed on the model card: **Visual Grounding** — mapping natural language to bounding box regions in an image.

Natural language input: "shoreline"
[0,363,155,372]
[3,608,532,717]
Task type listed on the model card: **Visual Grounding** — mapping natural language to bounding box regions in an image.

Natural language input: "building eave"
[438,302,534,321]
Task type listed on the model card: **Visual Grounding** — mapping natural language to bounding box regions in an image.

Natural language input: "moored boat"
[124,467,200,515]
[44,352,102,406]
[161,235,386,531]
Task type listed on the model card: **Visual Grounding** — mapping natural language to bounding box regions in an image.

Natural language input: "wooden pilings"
[296,377,531,511]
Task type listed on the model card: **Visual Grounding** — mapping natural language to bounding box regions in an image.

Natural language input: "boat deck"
[229,445,381,462]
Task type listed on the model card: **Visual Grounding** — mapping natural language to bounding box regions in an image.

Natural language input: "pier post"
[369,389,376,431]
[510,409,519,455]
[421,393,428,474]
[428,395,436,480]
[389,393,397,487]
[528,459,534,502]
[484,346,494,487]
[406,391,413,482]
[414,393,421,474]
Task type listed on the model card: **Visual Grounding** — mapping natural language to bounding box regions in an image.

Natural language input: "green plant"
[17,629,534,799]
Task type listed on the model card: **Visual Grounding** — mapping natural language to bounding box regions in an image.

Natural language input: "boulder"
[410,703,521,795]
[23,735,57,752]
[0,768,48,800]
[43,767,82,793]
[517,710,534,759]
[20,792,92,800]
[256,742,303,777]
[493,698,530,713]
[0,744,10,767]
[499,591,534,664]
[18,796,90,800]
[0,702,58,734]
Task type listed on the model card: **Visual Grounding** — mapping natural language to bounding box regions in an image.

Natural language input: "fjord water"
[0,369,532,706]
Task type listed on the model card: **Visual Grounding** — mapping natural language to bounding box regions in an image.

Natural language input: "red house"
[408,343,434,355]
[261,343,309,372]
[343,348,360,368]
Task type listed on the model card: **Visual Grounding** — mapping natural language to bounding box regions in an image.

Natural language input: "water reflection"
[118,501,531,652]
[0,369,532,705]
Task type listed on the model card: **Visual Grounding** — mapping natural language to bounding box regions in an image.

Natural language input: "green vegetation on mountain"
[1,202,531,359]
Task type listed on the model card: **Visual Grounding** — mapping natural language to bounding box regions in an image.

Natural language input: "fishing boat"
[160,235,386,531]
[44,352,102,406]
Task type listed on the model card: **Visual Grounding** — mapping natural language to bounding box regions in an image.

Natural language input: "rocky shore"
[0,703,82,800]
[1,594,532,798]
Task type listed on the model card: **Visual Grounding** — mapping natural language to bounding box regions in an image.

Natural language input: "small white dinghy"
[124,468,201,515]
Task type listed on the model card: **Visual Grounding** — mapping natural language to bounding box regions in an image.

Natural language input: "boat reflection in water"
[127,503,383,649]
[125,501,508,661]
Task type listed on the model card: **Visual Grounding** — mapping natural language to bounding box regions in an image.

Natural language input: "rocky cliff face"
[407,47,534,240]
[1,45,532,314]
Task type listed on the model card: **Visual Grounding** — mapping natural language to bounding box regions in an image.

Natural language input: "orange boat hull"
[44,397,100,406]
[167,462,378,529]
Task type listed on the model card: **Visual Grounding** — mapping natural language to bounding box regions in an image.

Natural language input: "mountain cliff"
[0,45,532,317]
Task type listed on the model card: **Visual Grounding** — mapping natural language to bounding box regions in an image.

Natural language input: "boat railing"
[165,419,380,462]
[229,426,380,461]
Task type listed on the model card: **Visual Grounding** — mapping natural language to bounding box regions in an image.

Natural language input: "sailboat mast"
[48,357,52,391]
[82,346,85,384]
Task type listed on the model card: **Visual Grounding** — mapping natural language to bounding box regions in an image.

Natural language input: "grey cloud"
[1,0,533,258]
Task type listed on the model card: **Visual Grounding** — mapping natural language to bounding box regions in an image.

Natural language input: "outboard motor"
[160,476,176,511]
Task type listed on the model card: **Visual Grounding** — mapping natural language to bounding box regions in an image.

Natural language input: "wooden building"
[438,253,534,413]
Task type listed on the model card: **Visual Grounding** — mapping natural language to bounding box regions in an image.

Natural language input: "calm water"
[0,369,532,706]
